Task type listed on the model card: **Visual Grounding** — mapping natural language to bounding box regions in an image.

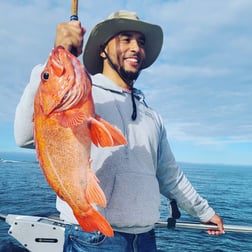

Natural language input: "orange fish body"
[33,46,127,237]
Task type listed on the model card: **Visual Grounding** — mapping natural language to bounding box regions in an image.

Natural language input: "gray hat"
[83,10,163,75]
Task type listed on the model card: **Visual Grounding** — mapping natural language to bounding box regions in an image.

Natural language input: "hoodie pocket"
[104,172,160,228]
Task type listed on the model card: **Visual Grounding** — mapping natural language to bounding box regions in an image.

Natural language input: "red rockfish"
[33,46,127,237]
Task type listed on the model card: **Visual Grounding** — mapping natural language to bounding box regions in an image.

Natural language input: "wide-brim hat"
[83,10,163,75]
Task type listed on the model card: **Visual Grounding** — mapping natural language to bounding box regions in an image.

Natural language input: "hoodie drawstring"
[131,91,137,121]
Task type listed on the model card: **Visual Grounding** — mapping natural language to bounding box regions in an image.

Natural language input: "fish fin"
[74,208,114,237]
[89,118,114,147]
[95,115,127,146]
[86,167,106,208]
[57,110,85,128]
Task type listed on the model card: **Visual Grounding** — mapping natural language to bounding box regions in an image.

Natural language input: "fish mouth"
[51,49,88,113]
[42,46,89,115]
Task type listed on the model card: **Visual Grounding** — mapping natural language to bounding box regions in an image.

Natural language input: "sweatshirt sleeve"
[14,64,45,148]
[156,122,215,222]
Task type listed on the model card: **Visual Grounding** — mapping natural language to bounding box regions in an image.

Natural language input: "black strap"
[100,45,138,121]
[167,200,181,229]
[131,91,137,120]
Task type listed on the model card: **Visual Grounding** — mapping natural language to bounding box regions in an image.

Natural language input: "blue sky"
[0,0,252,165]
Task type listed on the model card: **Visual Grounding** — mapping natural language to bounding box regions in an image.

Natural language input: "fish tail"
[74,208,114,237]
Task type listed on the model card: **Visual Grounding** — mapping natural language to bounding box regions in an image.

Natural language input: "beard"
[114,51,142,82]
[103,48,142,87]
[119,67,140,83]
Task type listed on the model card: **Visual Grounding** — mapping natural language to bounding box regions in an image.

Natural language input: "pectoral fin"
[95,115,127,146]
[57,110,86,128]
[88,117,114,147]
[88,115,127,147]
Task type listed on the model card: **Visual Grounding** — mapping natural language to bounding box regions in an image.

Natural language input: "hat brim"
[83,18,163,75]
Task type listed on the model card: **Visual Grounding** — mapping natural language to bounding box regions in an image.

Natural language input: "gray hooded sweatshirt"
[14,64,215,234]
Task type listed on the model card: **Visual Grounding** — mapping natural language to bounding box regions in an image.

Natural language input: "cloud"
[0,0,251,164]
[138,0,252,148]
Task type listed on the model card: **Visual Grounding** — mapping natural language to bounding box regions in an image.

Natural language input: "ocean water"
[0,152,252,251]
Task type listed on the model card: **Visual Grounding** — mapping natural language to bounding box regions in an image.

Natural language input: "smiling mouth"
[126,57,139,63]
[124,57,141,68]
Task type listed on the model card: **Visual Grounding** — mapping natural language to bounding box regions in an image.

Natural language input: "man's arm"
[14,64,44,148]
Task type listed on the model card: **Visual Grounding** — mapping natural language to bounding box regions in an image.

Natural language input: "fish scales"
[33,46,127,237]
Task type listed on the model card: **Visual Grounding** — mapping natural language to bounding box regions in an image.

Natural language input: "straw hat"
[83,10,163,75]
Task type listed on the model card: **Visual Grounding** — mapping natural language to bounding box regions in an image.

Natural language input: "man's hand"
[54,21,86,56]
[205,214,225,235]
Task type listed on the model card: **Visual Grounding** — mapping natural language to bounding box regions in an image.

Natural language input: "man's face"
[102,31,146,80]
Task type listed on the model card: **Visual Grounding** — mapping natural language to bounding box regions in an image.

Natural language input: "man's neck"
[102,67,133,90]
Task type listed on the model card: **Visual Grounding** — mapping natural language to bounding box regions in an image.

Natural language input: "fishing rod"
[0,213,6,221]
[155,221,252,233]
[1,212,251,234]
[1,212,252,252]
[70,0,78,21]
[70,0,79,56]
[155,199,252,233]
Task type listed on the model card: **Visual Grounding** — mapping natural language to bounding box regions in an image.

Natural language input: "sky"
[0,0,252,165]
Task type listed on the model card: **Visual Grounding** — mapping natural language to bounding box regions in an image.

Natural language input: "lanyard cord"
[100,46,137,120]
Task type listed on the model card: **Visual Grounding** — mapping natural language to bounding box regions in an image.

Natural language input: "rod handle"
[70,0,78,56]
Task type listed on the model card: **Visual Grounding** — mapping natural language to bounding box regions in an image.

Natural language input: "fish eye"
[41,72,49,81]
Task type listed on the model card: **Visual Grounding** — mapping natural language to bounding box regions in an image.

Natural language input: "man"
[14,10,224,252]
